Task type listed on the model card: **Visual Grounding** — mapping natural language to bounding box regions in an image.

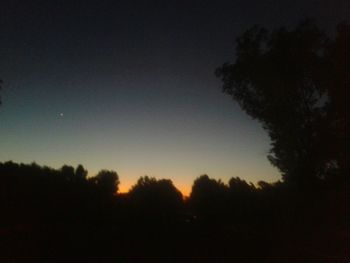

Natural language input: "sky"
[0,0,349,195]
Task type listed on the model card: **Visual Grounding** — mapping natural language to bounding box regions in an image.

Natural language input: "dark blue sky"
[0,0,348,194]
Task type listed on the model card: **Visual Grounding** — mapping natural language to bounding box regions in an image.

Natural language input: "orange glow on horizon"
[118,182,191,197]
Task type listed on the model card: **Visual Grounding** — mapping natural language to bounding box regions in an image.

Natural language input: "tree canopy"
[128,176,183,214]
[216,21,350,185]
[1,160,349,262]
[189,175,228,215]
[90,169,119,196]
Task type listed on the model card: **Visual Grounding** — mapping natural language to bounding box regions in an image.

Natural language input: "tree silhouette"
[1,160,349,262]
[326,23,350,179]
[75,164,88,180]
[91,170,119,196]
[228,177,255,196]
[216,21,349,185]
[61,165,75,180]
[128,176,183,215]
[189,175,228,217]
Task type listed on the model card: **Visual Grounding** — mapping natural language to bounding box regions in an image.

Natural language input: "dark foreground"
[1,162,349,262]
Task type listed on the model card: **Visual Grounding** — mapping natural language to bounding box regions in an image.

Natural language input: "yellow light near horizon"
[118,180,191,197]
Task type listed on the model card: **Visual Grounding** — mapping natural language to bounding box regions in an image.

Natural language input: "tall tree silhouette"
[216,21,349,185]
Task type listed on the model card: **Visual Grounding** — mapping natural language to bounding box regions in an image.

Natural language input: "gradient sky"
[0,0,349,195]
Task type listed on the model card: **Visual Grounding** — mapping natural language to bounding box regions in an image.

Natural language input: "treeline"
[1,161,349,262]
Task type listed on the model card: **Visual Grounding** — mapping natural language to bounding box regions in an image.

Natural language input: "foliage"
[216,21,350,185]
[128,176,183,214]
[1,161,350,262]
[90,169,119,196]
[75,164,88,180]
[189,174,228,215]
